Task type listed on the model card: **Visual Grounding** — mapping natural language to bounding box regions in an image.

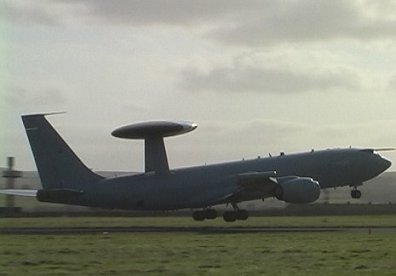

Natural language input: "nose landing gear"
[351,187,362,199]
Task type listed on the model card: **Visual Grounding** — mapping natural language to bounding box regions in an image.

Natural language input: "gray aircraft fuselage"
[16,114,392,218]
[67,148,391,210]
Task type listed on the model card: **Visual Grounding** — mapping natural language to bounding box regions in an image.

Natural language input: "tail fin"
[22,113,103,189]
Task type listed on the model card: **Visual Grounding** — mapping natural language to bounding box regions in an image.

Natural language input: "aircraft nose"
[380,157,392,171]
[358,150,392,180]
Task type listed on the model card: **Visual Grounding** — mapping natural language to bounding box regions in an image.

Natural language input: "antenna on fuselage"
[111,121,197,174]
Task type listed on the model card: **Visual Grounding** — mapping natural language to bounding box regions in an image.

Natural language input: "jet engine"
[274,176,320,204]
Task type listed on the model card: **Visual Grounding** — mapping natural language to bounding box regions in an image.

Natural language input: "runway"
[1,226,396,235]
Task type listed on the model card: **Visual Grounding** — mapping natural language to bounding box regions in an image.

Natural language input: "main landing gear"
[223,209,249,222]
[192,204,249,222]
[223,203,249,222]
[192,209,218,221]
[351,187,362,199]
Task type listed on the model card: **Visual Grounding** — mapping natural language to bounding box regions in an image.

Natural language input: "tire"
[192,211,206,221]
[205,209,217,219]
[223,211,237,222]
[236,210,249,220]
[351,190,362,199]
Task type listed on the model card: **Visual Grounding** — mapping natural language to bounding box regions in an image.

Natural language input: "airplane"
[0,113,392,222]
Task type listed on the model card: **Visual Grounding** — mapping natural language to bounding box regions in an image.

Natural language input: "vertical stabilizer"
[22,114,103,189]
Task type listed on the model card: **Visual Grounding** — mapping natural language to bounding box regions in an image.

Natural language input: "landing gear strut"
[351,187,362,199]
[192,209,218,221]
[222,203,249,222]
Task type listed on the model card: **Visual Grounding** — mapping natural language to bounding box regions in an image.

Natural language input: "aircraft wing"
[221,171,278,203]
[237,171,277,188]
[0,189,38,197]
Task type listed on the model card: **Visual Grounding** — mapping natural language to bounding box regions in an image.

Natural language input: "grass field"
[1,216,396,275]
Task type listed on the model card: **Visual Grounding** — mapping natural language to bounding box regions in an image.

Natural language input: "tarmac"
[1,226,396,235]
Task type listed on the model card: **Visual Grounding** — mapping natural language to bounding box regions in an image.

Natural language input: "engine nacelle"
[274,176,320,204]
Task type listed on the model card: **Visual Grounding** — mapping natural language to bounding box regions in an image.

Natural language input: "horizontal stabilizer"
[36,188,84,203]
[0,189,37,197]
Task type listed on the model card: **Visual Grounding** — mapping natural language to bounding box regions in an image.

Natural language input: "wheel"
[236,210,249,220]
[223,211,237,222]
[205,209,217,219]
[351,189,362,199]
[192,211,206,221]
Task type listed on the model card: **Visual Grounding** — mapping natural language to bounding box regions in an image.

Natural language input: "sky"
[1,0,396,172]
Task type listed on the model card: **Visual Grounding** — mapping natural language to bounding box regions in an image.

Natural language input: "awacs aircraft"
[0,113,392,222]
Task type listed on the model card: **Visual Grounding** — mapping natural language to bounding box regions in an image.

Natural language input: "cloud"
[179,64,357,94]
[71,0,247,26]
[0,1,75,26]
[388,74,396,90]
[208,0,396,46]
[166,119,311,165]
[3,0,396,46]
[167,118,396,168]
[194,119,396,150]
[4,86,68,107]
[1,0,247,27]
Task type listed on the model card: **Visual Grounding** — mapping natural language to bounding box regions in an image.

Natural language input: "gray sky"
[1,0,395,171]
